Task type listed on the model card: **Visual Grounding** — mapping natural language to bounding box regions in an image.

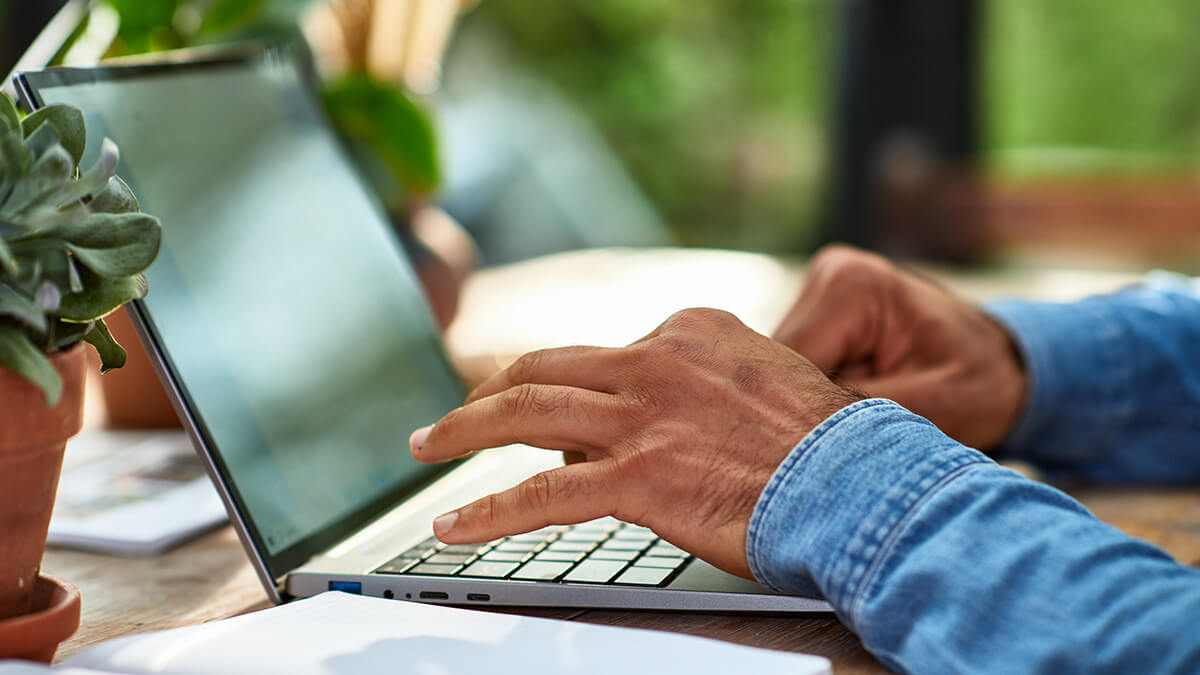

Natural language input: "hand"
[410,309,863,578]
[773,245,1027,450]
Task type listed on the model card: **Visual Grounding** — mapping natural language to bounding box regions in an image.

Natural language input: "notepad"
[47,431,226,556]
[0,592,831,674]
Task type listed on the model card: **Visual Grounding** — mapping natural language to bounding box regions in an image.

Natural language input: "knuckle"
[501,383,540,417]
[664,307,737,331]
[521,472,555,511]
[507,349,546,384]
[475,492,501,529]
[816,246,892,285]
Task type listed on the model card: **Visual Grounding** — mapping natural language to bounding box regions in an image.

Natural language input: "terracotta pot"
[94,307,180,429]
[0,345,86,620]
[0,575,80,663]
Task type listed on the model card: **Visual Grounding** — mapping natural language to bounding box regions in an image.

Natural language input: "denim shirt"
[747,273,1200,673]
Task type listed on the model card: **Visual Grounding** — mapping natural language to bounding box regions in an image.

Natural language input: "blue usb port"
[329,581,362,594]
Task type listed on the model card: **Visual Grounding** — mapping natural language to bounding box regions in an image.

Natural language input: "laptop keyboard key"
[533,549,588,563]
[545,540,597,553]
[496,541,542,553]
[645,544,688,558]
[613,566,676,587]
[376,558,420,574]
[440,544,491,555]
[562,560,628,584]
[407,562,463,576]
[599,539,652,551]
[632,555,687,569]
[589,548,639,561]
[480,550,530,563]
[509,527,564,542]
[511,561,573,581]
[425,552,474,565]
[460,561,520,578]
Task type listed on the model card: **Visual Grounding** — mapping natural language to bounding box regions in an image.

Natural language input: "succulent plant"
[0,91,161,405]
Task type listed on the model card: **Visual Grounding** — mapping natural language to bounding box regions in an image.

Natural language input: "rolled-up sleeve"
[985,273,1200,483]
[749,399,1200,673]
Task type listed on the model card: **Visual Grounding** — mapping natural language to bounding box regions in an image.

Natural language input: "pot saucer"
[0,575,81,663]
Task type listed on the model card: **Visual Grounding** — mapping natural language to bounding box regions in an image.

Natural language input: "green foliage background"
[468,0,1200,252]
[8,0,1199,253]
[466,0,836,252]
[985,0,1200,176]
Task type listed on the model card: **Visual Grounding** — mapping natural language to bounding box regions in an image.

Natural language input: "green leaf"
[0,323,61,405]
[55,272,147,321]
[197,0,266,36]
[0,94,21,133]
[83,317,126,372]
[0,238,16,277]
[23,122,62,162]
[3,145,74,215]
[21,105,86,168]
[323,74,441,200]
[0,285,48,332]
[50,212,162,278]
[66,254,83,293]
[45,137,119,208]
[88,175,139,214]
[48,318,92,350]
[0,129,31,209]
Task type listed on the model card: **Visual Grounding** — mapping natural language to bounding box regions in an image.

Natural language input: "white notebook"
[48,431,226,556]
[1,592,831,674]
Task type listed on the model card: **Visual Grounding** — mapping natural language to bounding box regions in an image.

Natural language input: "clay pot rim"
[0,574,81,654]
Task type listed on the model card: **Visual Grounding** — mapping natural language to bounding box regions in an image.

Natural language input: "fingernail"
[409,425,433,453]
[433,511,458,537]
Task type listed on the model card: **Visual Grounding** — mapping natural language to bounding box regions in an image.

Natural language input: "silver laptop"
[16,51,829,613]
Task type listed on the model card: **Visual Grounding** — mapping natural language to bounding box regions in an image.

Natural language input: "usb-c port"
[466,593,490,602]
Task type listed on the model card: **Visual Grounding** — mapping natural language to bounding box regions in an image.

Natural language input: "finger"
[772,288,869,374]
[467,346,626,404]
[433,461,619,544]
[840,368,943,415]
[413,384,623,462]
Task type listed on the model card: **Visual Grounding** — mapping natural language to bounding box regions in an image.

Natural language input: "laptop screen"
[20,53,466,578]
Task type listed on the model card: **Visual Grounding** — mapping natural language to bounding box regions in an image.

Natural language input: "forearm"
[985,273,1200,483]
[750,400,1200,674]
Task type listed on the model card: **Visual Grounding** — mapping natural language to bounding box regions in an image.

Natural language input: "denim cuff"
[983,298,1134,465]
[746,399,990,630]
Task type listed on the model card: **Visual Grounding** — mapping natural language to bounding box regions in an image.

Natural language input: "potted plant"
[0,91,161,661]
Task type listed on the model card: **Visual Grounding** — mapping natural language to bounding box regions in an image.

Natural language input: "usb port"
[329,581,362,594]
[419,591,449,600]
[466,593,490,602]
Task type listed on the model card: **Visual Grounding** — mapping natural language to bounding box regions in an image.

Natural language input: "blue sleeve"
[984,273,1200,483]
[748,399,1200,674]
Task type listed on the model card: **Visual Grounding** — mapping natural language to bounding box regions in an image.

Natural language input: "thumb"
[773,290,875,375]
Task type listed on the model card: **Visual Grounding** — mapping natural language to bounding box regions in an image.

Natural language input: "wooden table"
[43,248,1197,674]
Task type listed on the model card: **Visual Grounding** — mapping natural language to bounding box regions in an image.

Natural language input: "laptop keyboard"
[375,518,692,587]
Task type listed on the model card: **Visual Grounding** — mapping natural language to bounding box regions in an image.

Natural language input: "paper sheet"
[60,592,831,674]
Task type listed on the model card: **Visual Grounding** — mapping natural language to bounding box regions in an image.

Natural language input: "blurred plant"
[0,92,161,404]
[314,0,443,212]
[57,0,444,207]
[464,0,834,252]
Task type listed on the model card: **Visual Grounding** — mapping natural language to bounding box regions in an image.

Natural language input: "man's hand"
[773,245,1027,450]
[410,309,862,579]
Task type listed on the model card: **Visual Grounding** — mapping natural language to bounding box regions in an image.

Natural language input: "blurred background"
[5,0,1200,272]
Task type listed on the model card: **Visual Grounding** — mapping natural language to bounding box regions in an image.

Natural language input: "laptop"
[16,50,830,613]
